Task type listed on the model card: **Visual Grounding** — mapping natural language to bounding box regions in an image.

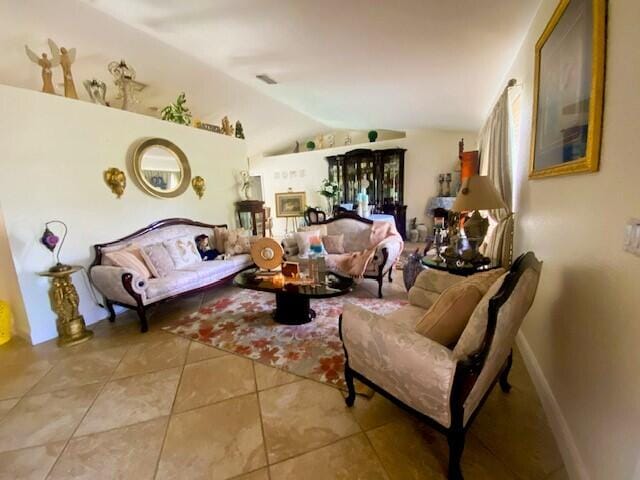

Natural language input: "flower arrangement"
[319,179,340,199]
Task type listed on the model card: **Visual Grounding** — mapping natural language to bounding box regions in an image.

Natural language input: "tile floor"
[0,271,568,479]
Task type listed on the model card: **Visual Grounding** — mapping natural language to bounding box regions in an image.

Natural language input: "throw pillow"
[104,246,151,279]
[224,229,251,256]
[213,227,228,253]
[415,281,484,347]
[140,243,176,278]
[294,229,326,256]
[322,234,345,254]
[465,268,506,295]
[162,236,202,269]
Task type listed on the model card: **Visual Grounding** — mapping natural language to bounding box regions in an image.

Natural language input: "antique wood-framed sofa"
[281,212,403,298]
[339,252,542,479]
[89,218,254,332]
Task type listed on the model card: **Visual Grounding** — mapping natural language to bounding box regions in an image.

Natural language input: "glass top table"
[421,255,500,276]
[233,268,354,325]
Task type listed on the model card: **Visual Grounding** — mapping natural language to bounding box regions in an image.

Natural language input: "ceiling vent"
[256,74,277,85]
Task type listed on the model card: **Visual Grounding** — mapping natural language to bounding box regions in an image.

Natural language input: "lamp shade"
[451,175,507,212]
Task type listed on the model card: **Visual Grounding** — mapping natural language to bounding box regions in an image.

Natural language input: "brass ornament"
[38,266,93,347]
[250,237,284,270]
[221,116,234,136]
[191,176,206,199]
[104,167,126,198]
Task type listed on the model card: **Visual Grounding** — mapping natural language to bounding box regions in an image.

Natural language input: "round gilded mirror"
[132,138,191,198]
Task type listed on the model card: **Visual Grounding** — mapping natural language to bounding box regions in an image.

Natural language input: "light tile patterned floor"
[0,271,567,479]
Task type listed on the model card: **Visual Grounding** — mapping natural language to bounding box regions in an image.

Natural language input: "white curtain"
[479,85,514,267]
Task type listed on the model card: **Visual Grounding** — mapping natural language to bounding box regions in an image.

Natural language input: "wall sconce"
[103,167,126,198]
[192,176,206,199]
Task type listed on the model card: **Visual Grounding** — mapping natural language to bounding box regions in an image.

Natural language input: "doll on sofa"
[195,234,221,261]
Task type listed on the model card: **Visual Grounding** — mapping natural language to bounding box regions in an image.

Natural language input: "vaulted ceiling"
[83,0,541,130]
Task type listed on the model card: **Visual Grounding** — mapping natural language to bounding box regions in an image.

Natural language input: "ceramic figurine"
[83,79,108,105]
[235,121,245,139]
[444,173,452,196]
[48,39,78,99]
[25,44,60,94]
[221,116,234,136]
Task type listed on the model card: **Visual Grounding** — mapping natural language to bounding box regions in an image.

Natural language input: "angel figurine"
[48,39,78,99]
[24,44,60,94]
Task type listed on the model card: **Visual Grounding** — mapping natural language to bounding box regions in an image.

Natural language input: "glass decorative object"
[108,60,145,111]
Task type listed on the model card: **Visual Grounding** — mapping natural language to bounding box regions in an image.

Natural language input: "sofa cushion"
[326,218,371,252]
[145,270,201,300]
[464,268,506,295]
[178,254,253,281]
[413,269,466,295]
[224,229,251,256]
[163,236,202,269]
[140,243,175,278]
[213,227,228,252]
[385,304,428,330]
[322,234,345,254]
[415,281,484,346]
[104,246,152,279]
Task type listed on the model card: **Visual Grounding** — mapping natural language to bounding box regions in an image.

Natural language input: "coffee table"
[233,268,354,325]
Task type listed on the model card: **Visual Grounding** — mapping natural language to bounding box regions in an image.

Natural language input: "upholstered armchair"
[339,252,542,479]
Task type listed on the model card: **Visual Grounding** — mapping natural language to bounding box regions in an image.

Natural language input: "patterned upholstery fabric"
[341,303,456,428]
[91,223,253,307]
[413,269,466,294]
[104,247,151,279]
[459,268,541,424]
[224,229,251,256]
[322,234,345,254]
[162,236,202,269]
[213,227,228,252]
[140,243,175,278]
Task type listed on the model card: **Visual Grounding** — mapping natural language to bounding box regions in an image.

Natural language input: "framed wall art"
[529,0,606,179]
[275,191,306,218]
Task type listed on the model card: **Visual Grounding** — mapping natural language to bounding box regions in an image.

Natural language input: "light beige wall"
[251,129,475,237]
[0,85,247,344]
[499,0,640,478]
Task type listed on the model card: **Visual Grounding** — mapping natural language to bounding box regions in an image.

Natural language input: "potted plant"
[161,92,192,125]
[306,140,316,151]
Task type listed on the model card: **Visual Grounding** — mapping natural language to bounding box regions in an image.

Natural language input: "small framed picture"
[275,191,306,218]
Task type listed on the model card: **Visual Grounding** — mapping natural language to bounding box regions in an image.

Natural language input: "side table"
[421,256,499,277]
[38,265,93,347]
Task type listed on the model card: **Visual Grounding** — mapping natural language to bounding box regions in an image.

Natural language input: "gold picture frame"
[132,138,192,198]
[529,0,606,179]
[275,191,306,218]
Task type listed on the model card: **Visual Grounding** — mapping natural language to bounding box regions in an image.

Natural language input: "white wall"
[0,85,247,344]
[495,0,640,478]
[251,129,476,237]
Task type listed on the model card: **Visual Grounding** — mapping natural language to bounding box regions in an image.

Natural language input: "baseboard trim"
[515,332,590,480]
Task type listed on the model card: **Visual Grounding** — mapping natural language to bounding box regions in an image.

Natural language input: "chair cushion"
[415,282,483,346]
[104,246,151,279]
[322,234,345,254]
[413,269,465,294]
[140,243,175,278]
[407,287,441,310]
[162,236,202,269]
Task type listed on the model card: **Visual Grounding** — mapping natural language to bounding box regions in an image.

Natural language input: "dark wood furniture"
[236,200,266,236]
[326,148,407,238]
[304,207,327,225]
[234,268,353,325]
[90,218,254,333]
[340,252,542,479]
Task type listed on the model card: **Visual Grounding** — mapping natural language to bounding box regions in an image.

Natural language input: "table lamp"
[451,175,507,263]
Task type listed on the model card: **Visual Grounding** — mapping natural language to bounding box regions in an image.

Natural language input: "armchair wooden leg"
[447,430,465,480]
[499,349,513,393]
[388,268,393,282]
[344,364,356,407]
[377,276,384,298]
[105,300,116,323]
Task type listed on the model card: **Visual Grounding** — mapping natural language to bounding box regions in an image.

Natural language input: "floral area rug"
[163,289,406,390]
